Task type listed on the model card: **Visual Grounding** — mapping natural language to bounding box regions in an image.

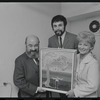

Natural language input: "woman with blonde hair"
[67,31,100,97]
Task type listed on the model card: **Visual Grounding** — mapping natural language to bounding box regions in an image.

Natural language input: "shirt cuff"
[35,87,38,93]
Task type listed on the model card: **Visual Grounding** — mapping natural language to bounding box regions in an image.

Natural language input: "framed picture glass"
[39,48,77,94]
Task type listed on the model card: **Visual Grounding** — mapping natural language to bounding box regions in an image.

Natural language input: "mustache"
[55,30,62,33]
[30,49,38,53]
[55,30,63,36]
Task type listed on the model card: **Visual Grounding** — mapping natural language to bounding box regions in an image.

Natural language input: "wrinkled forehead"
[26,36,39,45]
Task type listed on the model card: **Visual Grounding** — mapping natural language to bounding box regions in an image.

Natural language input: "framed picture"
[39,48,77,94]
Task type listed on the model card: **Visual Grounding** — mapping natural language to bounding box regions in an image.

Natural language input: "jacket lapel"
[63,32,69,48]
[54,35,59,48]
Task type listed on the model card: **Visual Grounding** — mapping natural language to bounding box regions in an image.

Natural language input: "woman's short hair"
[77,31,96,48]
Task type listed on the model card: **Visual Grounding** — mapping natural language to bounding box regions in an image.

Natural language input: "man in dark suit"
[47,15,79,99]
[48,15,78,49]
[13,34,46,97]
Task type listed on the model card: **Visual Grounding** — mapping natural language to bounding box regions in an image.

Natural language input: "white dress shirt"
[58,32,66,47]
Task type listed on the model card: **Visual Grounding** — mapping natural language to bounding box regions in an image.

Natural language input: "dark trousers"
[18,90,46,98]
[34,92,47,98]
[46,91,52,98]
[59,93,68,100]
[46,91,67,99]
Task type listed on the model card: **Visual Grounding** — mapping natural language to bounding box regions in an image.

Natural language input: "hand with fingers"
[66,89,75,98]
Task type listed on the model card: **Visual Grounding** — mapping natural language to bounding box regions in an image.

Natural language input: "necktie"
[35,58,39,66]
[34,58,39,74]
[59,36,62,48]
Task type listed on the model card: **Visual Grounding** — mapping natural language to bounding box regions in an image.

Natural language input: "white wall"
[61,3,100,18]
[0,3,57,97]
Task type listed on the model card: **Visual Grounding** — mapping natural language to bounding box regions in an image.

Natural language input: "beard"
[55,30,65,36]
[26,49,39,58]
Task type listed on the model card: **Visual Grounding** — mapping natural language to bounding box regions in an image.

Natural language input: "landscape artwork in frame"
[39,48,77,94]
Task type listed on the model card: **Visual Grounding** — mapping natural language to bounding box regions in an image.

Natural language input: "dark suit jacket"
[48,31,78,50]
[13,52,40,97]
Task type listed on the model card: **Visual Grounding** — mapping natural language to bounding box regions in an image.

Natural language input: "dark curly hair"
[51,15,67,28]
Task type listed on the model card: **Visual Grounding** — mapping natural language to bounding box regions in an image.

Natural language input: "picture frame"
[39,48,77,94]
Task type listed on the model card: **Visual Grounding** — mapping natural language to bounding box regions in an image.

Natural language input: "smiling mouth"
[30,52,35,54]
[56,31,61,34]
[79,49,86,52]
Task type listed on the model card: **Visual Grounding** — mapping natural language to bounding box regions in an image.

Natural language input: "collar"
[78,53,93,64]
[25,52,38,60]
[61,31,66,38]
[58,31,66,43]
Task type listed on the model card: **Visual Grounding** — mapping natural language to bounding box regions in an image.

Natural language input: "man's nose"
[56,26,60,30]
[31,46,35,50]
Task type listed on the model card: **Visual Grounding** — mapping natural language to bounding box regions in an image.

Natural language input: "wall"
[0,3,58,97]
[61,3,100,18]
